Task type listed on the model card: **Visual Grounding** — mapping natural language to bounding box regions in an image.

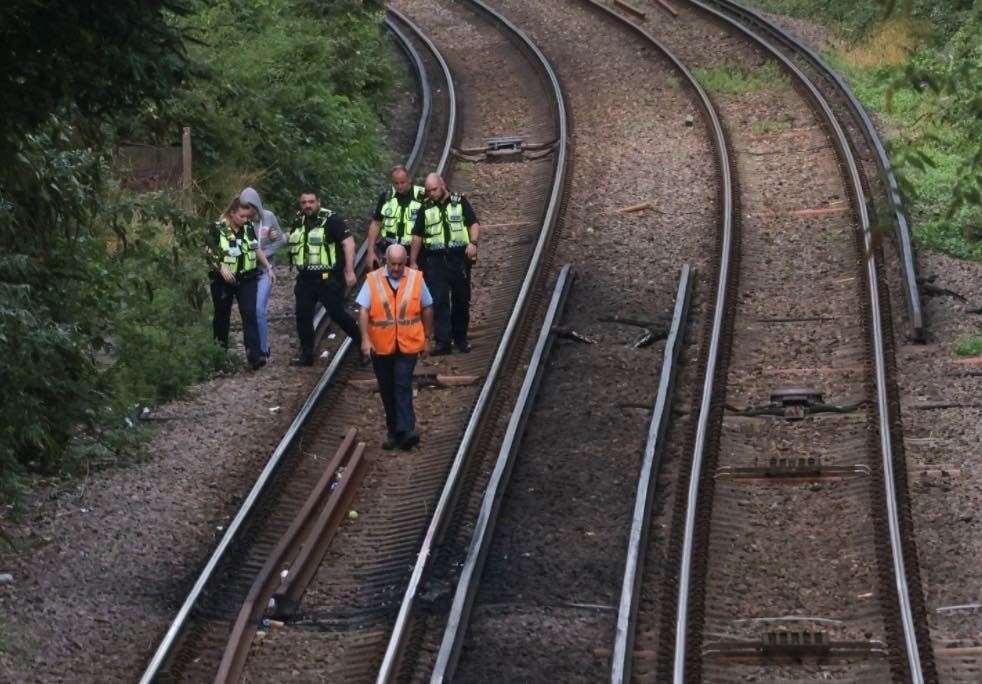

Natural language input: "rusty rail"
[214,430,367,683]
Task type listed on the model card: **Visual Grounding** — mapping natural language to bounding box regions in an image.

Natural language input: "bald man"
[363,165,426,270]
[410,173,481,355]
[357,244,434,450]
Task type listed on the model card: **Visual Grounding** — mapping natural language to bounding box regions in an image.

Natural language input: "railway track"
[366,1,935,682]
[139,12,454,682]
[141,1,568,680]
[599,1,935,681]
[378,0,723,680]
[139,1,938,682]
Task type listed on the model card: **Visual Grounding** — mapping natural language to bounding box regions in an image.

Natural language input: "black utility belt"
[424,247,467,257]
[212,268,258,281]
[298,267,338,279]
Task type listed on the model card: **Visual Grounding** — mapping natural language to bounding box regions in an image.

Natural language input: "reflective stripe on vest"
[380,185,424,245]
[217,219,259,274]
[367,268,426,354]
[422,194,470,250]
[289,208,338,270]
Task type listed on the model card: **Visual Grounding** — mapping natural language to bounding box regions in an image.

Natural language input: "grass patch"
[818,52,982,261]
[693,61,789,95]
[841,17,929,68]
[744,2,982,261]
[752,118,794,134]
[954,336,982,357]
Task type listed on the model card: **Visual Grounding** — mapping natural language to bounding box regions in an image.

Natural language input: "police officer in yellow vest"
[287,188,361,366]
[363,165,425,270]
[410,173,481,355]
[208,197,276,370]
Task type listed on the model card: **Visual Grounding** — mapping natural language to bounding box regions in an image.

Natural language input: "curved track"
[139,13,455,682]
[142,1,569,681]
[702,0,925,343]
[619,1,936,681]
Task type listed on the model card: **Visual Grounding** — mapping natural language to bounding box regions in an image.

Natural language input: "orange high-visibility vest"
[367,267,426,355]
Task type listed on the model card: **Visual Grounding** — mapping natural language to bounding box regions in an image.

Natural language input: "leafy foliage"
[750,0,982,259]
[954,335,982,357]
[0,1,190,150]
[0,0,394,499]
[133,0,393,218]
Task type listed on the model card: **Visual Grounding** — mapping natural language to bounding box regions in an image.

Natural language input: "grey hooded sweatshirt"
[239,187,286,258]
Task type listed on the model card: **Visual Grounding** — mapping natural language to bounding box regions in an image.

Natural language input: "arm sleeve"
[327,215,353,241]
[372,192,386,221]
[421,282,434,308]
[260,210,287,253]
[462,197,478,226]
[205,224,222,269]
[355,281,372,308]
[412,208,427,237]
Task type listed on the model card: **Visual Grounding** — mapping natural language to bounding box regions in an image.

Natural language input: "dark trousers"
[295,271,361,357]
[423,251,471,346]
[372,352,418,437]
[211,275,261,362]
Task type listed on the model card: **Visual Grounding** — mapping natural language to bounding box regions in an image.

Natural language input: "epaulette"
[450,192,463,203]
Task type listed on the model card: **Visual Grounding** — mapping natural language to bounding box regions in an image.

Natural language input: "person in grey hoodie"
[240,187,286,360]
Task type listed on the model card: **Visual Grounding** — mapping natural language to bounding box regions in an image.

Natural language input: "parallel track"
[702,0,925,343]
[624,1,936,681]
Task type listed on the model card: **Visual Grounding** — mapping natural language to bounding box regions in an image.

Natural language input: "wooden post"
[181,127,193,212]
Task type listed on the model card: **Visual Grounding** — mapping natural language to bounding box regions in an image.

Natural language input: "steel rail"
[387,6,457,176]
[430,264,575,682]
[376,1,569,680]
[612,265,694,684]
[213,430,364,683]
[312,8,456,332]
[384,12,431,175]
[139,17,455,682]
[671,2,927,681]
[705,0,924,342]
[569,5,735,681]
[566,6,732,683]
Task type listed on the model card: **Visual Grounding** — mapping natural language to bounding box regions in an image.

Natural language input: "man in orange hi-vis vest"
[357,243,434,450]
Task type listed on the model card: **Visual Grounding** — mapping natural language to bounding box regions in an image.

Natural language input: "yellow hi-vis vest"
[289,208,337,270]
[421,193,470,250]
[216,219,259,275]
[380,185,425,245]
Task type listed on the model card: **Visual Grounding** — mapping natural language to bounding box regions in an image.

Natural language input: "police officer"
[410,173,481,355]
[363,165,425,270]
[208,197,276,370]
[287,188,361,366]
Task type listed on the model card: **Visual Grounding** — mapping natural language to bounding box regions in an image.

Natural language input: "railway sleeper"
[717,456,870,481]
[704,630,888,661]
[725,386,866,420]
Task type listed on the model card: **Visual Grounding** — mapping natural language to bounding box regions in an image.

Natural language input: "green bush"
[749,1,982,261]
[134,0,394,217]
[0,0,395,500]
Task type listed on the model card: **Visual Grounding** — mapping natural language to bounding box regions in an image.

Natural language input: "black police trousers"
[295,270,361,358]
[422,250,471,347]
[211,274,262,363]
